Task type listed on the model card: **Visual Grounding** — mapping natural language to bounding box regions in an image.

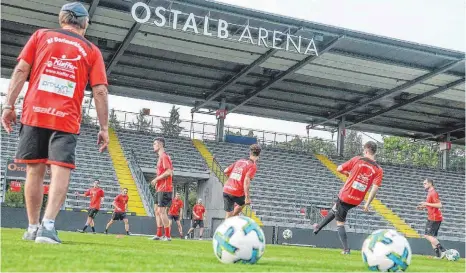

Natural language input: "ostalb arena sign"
[5,160,51,180]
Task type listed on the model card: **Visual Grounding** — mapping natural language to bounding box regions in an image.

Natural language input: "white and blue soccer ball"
[283,229,292,240]
[362,229,412,272]
[445,249,460,261]
[212,216,265,264]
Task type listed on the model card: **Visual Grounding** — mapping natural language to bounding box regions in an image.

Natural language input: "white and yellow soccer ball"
[212,216,265,264]
[362,229,412,272]
[445,249,460,261]
[282,229,293,240]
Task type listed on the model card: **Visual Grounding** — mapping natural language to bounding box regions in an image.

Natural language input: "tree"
[130,109,152,132]
[344,130,363,157]
[381,136,439,167]
[109,108,121,130]
[160,106,183,137]
[449,144,465,171]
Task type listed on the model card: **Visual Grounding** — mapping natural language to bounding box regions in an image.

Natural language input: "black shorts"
[169,215,180,221]
[223,193,245,212]
[156,192,172,207]
[15,124,78,169]
[425,220,441,237]
[88,208,99,219]
[333,198,357,222]
[112,212,127,221]
[192,220,204,228]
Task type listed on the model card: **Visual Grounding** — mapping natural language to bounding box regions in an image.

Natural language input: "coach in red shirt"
[313,141,383,255]
[1,2,109,244]
[417,179,446,259]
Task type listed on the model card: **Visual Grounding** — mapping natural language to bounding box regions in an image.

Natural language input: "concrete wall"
[0,207,191,237]
[197,174,224,223]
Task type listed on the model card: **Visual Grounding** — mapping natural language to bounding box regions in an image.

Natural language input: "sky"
[1,0,464,143]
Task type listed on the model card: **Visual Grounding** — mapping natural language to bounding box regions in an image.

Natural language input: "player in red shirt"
[2,2,109,244]
[313,141,383,255]
[185,199,206,240]
[104,188,130,235]
[150,137,174,241]
[76,179,105,233]
[168,193,184,238]
[223,144,261,218]
[416,178,446,259]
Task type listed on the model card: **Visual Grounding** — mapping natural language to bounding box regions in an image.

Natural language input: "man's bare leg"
[35,165,71,244]
[42,165,71,227]
[23,163,46,239]
[25,164,46,226]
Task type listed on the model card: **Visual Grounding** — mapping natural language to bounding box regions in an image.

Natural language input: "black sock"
[434,246,441,257]
[315,210,335,234]
[337,226,349,250]
[436,243,446,252]
[126,231,130,235]
[91,226,95,232]
[82,225,88,231]
[105,229,108,233]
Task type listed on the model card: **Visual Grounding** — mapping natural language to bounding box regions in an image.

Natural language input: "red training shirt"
[18,28,107,134]
[156,153,173,192]
[192,204,205,220]
[223,159,257,197]
[169,198,184,216]
[85,187,104,210]
[426,188,443,221]
[114,194,128,213]
[338,156,383,206]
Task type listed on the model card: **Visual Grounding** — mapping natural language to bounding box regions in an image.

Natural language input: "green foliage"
[160,106,183,137]
[109,108,121,130]
[4,188,24,208]
[381,136,440,167]
[130,109,152,132]
[276,135,336,155]
[449,144,465,171]
[225,129,257,139]
[344,130,363,157]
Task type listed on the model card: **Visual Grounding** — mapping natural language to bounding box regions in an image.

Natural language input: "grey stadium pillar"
[442,133,451,170]
[337,117,346,156]
[215,98,227,142]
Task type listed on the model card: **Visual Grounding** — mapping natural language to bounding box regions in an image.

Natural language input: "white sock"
[28,224,39,233]
[42,218,55,231]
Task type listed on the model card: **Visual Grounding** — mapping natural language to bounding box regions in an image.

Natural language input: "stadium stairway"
[315,154,420,238]
[192,139,263,225]
[107,128,146,216]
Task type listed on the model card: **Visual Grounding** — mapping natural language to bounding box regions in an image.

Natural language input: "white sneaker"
[150,235,161,240]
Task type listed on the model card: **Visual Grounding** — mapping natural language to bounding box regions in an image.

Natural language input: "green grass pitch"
[1,228,464,272]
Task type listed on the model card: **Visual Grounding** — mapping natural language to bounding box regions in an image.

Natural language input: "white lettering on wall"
[130,2,319,56]
[238,25,254,44]
[217,19,229,39]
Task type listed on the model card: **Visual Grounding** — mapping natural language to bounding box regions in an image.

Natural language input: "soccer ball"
[362,229,412,272]
[212,216,265,264]
[445,249,460,261]
[283,229,292,240]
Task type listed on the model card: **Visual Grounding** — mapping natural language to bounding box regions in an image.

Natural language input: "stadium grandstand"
[1,0,465,247]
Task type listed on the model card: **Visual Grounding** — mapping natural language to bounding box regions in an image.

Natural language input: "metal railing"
[127,149,155,216]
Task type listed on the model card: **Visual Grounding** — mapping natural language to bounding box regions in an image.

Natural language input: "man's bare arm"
[5,60,31,106]
[364,185,379,210]
[92,84,109,130]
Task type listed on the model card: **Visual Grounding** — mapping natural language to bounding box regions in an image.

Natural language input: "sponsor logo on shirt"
[32,106,69,118]
[45,55,80,73]
[38,74,76,98]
